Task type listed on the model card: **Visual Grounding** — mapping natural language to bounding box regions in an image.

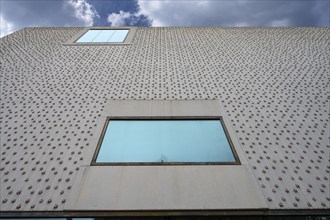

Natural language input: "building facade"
[0,27,329,218]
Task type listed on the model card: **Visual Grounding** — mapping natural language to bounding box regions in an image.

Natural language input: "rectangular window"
[93,118,239,165]
[76,29,129,43]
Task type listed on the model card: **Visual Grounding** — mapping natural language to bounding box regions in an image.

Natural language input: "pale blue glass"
[76,29,128,43]
[108,30,129,42]
[96,120,236,163]
[73,218,94,220]
[76,30,101,42]
[92,30,115,42]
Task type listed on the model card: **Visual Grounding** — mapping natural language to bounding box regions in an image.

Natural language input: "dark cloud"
[138,1,329,27]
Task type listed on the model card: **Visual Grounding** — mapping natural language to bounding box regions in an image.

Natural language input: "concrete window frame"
[64,27,137,46]
[66,99,268,211]
[67,101,268,212]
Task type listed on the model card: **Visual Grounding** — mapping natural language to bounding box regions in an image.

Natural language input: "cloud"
[0,16,14,37]
[107,10,151,26]
[107,10,132,26]
[0,0,100,38]
[66,0,99,26]
[137,1,330,27]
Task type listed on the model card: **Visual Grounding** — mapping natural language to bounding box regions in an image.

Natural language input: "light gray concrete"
[67,166,268,210]
[67,99,266,211]
[104,99,224,117]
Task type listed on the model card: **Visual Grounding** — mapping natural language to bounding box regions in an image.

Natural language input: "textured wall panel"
[0,27,329,212]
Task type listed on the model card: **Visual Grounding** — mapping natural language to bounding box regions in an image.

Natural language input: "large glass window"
[76,29,129,43]
[93,118,239,164]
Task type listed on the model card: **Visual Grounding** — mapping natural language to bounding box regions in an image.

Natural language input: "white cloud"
[66,0,99,26]
[1,0,101,37]
[0,16,14,37]
[138,1,174,26]
[107,11,132,26]
[107,10,151,26]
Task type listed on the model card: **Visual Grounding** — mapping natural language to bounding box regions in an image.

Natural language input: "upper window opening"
[76,29,129,43]
[93,118,239,165]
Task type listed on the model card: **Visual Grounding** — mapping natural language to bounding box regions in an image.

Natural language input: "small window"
[76,29,129,43]
[93,118,239,165]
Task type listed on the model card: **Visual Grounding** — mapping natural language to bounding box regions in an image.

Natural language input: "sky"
[0,0,329,37]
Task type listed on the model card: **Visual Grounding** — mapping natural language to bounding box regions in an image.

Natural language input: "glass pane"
[92,30,115,42]
[96,120,236,163]
[109,30,129,42]
[76,30,101,42]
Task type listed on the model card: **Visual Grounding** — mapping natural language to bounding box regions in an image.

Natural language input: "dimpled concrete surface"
[0,27,329,212]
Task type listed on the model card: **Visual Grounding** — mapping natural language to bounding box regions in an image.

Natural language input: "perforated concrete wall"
[0,27,329,212]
